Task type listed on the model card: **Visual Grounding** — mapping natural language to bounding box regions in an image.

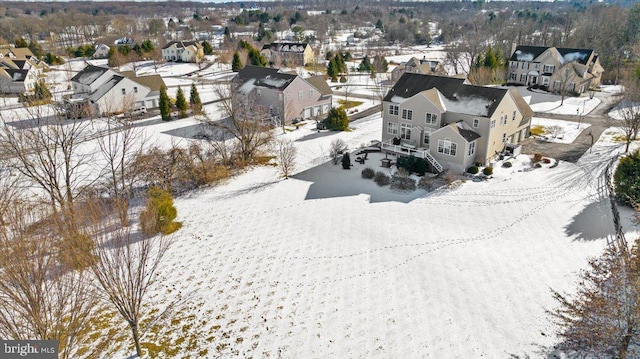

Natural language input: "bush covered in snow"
[391,169,416,192]
[374,171,390,186]
[361,167,375,179]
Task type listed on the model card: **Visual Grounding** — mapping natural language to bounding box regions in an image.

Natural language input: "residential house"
[161,41,204,63]
[507,45,604,93]
[93,43,111,59]
[261,42,314,66]
[381,73,533,173]
[0,47,46,94]
[391,56,446,82]
[68,64,165,115]
[233,65,332,125]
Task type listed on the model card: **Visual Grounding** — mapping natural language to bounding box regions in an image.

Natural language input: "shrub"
[614,149,640,206]
[482,166,493,176]
[390,169,416,192]
[140,186,183,236]
[543,158,551,164]
[533,153,543,163]
[374,171,390,186]
[325,108,349,131]
[361,167,375,179]
[467,165,479,174]
[502,161,512,168]
[417,176,433,191]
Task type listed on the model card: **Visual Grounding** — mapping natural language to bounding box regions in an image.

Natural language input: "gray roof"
[235,65,296,91]
[510,45,594,65]
[88,75,124,102]
[262,42,309,53]
[5,69,29,82]
[71,65,110,86]
[453,121,481,142]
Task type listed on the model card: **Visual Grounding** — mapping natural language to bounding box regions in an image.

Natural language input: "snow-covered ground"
[530,117,591,144]
[528,95,600,115]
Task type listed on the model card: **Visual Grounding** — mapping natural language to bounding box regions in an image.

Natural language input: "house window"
[473,118,479,128]
[520,74,527,82]
[510,73,517,81]
[402,109,413,120]
[543,64,555,73]
[298,90,304,100]
[437,138,457,156]
[388,105,399,116]
[542,77,550,86]
[387,122,398,135]
[502,133,507,143]
[423,128,432,146]
[468,141,476,156]
[553,81,561,91]
[502,115,508,125]
[400,123,411,140]
[121,88,126,95]
[510,62,518,69]
[134,86,138,93]
[425,113,438,125]
[490,119,496,128]
[522,62,529,70]
[309,89,314,98]
[512,111,516,121]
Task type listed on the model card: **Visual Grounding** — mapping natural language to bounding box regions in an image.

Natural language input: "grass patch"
[530,125,546,136]
[613,134,629,143]
[337,99,363,109]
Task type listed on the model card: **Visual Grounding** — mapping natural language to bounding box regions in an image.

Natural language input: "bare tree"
[615,78,640,153]
[90,221,172,358]
[555,66,575,106]
[0,201,98,359]
[277,139,297,179]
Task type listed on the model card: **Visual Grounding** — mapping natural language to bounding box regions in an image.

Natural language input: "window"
[437,138,457,156]
[522,62,529,70]
[543,64,555,73]
[512,111,516,121]
[473,118,479,128]
[121,88,126,95]
[298,90,304,100]
[490,119,496,128]
[423,128,432,146]
[388,105,399,116]
[520,74,527,82]
[402,109,413,120]
[510,62,518,69]
[509,73,517,81]
[425,113,438,125]
[133,86,138,93]
[400,123,412,140]
[502,115,507,125]
[468,141,476,156]
[502,133,507,143]
[309,89,314,98]
[387,122,398,135]
[542,77,550,86]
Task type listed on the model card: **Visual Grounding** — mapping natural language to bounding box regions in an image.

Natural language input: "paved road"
[520,90,622,163]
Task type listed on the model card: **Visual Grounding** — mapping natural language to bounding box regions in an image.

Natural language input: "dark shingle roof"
[453,122,481,142]
[509,46,549,62]
[4,69,29,82]
[510,45,594,65]
[262,42,309,53]
[235,65,296,91]
[556,47,593,65]
[305,75,332,96]
[384,73,464,102]
[162,41,201,50]
[71,65,110,85]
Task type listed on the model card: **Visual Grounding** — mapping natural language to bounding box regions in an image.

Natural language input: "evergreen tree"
[33,81,51,101]
[202,41,213,55]
[325,107,349,131]
[189,83,202,114]
[358,55,372,72]
[614,149,640,206]
[248,48,267,67]
[373,55,388,73]
[14,38,28,48]
[483,46,498,69]
[159,86,171,121]
[375,19,384,32]
[327,57,338,81]
[175,86,188,118]
[28,39,44,57]
[335,53,346,74]
[232,51,242,72]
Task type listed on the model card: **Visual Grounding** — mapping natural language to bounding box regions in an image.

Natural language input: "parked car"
[130,106,147,117]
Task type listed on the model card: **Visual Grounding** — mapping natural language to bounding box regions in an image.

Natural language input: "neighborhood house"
[0,47,46,94]
[507,45,604,94]
[261,42,315,66]
[233,65,332,125]
[381,73,534,173]
[161,41,204,63]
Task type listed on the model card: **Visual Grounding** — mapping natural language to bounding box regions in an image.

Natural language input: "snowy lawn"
[530,117,591,144]
[529,95,600,115]
[97,112,634,358]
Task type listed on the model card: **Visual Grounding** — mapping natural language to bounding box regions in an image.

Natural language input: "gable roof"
[71,65,111,86]
[131,74,165,92]
[452,121,481,142]
[556,48,593,65]
[162,41,201,50]
[509,46,549,62]
[510,45,594,65]
[262,42,309,53]
[88,75,125,102]
[386,73,508,117]
[4,69,30,82]
[235,65,297,92]
[305,75,332,95]
[508,89,534,124]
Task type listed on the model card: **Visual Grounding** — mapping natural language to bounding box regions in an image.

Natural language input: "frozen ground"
[530,117,591,144]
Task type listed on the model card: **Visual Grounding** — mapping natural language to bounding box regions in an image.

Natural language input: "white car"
[130,106,147,116]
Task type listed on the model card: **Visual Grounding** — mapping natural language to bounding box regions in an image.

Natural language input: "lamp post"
[577,108,581,129]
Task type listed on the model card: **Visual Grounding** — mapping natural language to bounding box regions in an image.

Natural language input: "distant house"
[114,37,135,47]
[161,41,204,63]
[381,73,533,173]
[233,65,332,124]
[0,47,46,94]
[391,56,446,82]
[93,43,111,59]
[261,42,314,66]
[68,64,166,115]
[507,45,604,93]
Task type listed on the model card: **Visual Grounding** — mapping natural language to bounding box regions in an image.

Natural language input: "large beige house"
[0,47,46,94]
[68,64,165,115]
[162,41,204,63]
[381,73,534,173]
[261,42,314,66]
[390,56,447,82]
[233,65,332,125]
[507,45,604,94]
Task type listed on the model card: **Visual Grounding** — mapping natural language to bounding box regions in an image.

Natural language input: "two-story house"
[507,45,604,94]
[93,43,111,59]
[390,56,447,82]
[68,64,166,115]
[233,65,332,124]
[381,73,534,174]
[161,41,204,63]
[0,47,46,94]
[260,42,315,66]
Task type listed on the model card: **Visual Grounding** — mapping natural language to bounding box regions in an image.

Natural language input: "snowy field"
[528,95,600,115]
[530,117,591,143]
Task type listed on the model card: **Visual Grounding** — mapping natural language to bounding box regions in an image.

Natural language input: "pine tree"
[202,41,213,55]
[175,86,188,118]
[189,83,202,114]
[248,48,267,67]
[232,51,242,72]
[327,57,338,81]
[159,86,171,121]
[358,56,372,72]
